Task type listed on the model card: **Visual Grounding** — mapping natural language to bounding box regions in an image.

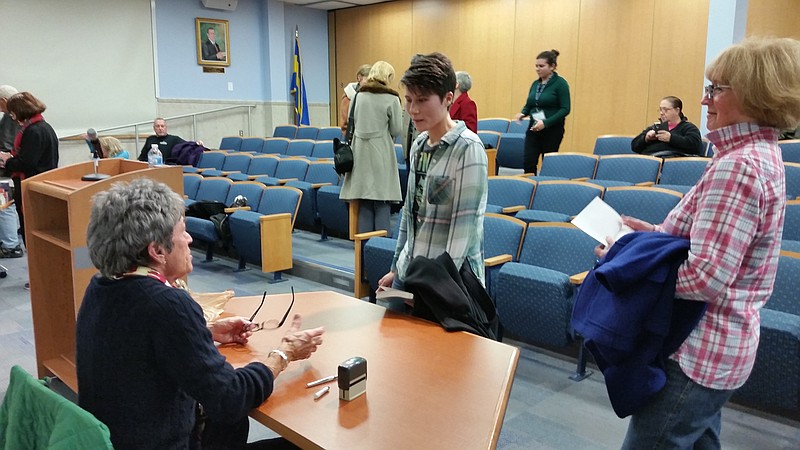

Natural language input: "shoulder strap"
[345,92,358,143]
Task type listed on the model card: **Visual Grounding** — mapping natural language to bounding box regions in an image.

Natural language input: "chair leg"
[267,271,287,283]
[234,256,248,272]
[204,243,214,262]
[569,335,593,382]
[320,225,329,241]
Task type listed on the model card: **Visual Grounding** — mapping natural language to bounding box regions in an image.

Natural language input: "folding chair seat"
[201,152,253,178]
[515,181,603,223]
[785,162,800,199]
[228,154,279,182]
[486,176,536,215]
[478,131,501,150]
[656,157,708,193]
[273,125,297,139]
[316,127,344,142]
[732,252,800,413]
[218,136,242,152]
[590,154,662,188]
[593,135,635,155]
[603,186,683,225]
[183,173,203,205]
[495,133,525,170]
[186,151,226,175]
[779,139,800,164]
[285,161,339,228]
[254,138,286,156]
[354,218,402,300]
[295,126,319,140]
[228,186,302,280]
[256,158,310,186]
[494,223,598,347]
[477,118,510,133]
[311,140,335,159]
[239,137,266,153]
[286,139,315,158]
[528,153,599,182]
[316,185,350,238]
[186,180,263,261]
[483,213,526,300]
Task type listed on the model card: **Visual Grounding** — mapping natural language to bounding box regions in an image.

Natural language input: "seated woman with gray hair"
[76,177,323,449]
[449,71,478,133]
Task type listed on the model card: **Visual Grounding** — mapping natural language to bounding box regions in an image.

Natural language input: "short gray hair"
[455,71,472,93]
[0,85,18,100]
[87,178,185,278]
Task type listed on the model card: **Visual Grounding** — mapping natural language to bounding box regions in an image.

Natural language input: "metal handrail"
[62,104,255,149]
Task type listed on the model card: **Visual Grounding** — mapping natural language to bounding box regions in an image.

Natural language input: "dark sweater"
[76,276,273,449]
[138,134,186,162]
[4,119,59,177]
[631,119,704,157]
[520,72,571,128]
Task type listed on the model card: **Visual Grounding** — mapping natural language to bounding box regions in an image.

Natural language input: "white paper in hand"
[571,197,633,244]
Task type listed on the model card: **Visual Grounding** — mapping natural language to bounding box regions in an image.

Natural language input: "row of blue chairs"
[217,126,344,148]
[487,178,683,226]
[217,138,336,159]
[183,176,301,280]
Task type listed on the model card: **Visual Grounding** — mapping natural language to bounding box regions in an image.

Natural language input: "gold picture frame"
[196,18,230,67]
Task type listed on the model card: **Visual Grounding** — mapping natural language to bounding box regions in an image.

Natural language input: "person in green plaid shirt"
[379,52,488,291]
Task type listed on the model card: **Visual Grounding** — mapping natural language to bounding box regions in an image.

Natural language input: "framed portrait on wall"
[196,18,230,67]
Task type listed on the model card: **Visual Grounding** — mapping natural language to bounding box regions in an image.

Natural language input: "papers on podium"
[570,197,633,244]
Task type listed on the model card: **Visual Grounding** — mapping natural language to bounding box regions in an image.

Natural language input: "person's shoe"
[0,245,23,258]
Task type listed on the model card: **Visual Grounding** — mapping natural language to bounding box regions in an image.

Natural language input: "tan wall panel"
[333,1,413,129]
[746,0,800,39]
[411,0,517,119]
[571,0,656,153]
[512,0,581,153]
[647,0,709,133]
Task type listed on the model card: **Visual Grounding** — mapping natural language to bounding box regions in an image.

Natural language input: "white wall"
[1,0,157,138]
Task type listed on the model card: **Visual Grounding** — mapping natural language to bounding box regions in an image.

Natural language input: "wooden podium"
[22,159,183,391]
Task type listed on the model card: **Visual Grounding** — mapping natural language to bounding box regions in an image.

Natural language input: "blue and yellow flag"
[290,28,310,126]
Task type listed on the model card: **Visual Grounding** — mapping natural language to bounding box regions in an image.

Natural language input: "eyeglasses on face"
[658,107,674,113]
[704,84,731,100]
[249,286,295,332]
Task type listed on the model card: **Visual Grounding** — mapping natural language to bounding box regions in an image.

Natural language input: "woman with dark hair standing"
[513,49,571,175]
[0,92,59,242]
[631,96,704,157]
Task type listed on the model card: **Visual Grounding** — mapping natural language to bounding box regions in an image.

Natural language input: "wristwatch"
[269,349,289,371]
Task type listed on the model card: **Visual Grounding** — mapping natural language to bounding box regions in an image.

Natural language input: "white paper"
[570,197,633,244]
[375,286,414,300]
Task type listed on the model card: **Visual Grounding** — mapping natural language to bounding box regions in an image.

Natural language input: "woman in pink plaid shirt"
[596,37,800,449]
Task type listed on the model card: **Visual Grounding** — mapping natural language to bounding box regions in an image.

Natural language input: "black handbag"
[334,92,358,175]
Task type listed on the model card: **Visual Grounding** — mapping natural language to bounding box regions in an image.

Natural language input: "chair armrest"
[354,229,388,242]
[573,177,589,181]
[278,178,298,184]
[485,254,512,267]
[570,270,589,285]
[502,205,525,214]
[221,170,241,176]
[224,206,251,213]
[183,195,189,199]
[636,181,654,186]
[311,182,332,189]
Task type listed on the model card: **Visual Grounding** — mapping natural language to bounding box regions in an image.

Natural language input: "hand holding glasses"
[249,287,295,332]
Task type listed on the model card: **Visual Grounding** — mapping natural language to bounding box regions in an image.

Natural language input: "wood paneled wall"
[746,0,800,39]
[331,0,710,153]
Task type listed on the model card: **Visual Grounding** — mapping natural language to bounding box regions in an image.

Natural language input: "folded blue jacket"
[572,231,706,418]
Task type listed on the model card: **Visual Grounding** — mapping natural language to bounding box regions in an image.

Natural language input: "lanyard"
[534,82,546,105]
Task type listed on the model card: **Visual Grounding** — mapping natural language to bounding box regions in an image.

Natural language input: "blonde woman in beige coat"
[339,61,403,235]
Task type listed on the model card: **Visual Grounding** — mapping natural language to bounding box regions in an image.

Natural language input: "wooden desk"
[220,291,519,450]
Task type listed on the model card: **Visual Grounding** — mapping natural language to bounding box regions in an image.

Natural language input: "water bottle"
[147,144,163,168]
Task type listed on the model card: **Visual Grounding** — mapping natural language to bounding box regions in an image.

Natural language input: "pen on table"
[306,375,337,388]
[313,385,330,400]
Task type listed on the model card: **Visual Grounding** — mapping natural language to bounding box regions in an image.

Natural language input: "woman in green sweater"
[513,49,571,174]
